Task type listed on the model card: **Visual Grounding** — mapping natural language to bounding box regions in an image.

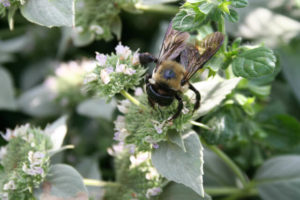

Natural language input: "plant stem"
[135,3,178,15]
[120,90,146,110]
[190,120,211,130]
[221,187,258,200]
[205,187,241,196]
[83,179,120,187]
[218,16,227,53]
[205,143,248,186]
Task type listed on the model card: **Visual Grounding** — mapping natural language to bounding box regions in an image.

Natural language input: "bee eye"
[163,69,176,79]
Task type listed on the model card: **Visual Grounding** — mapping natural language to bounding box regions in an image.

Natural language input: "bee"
[139,22,224,120]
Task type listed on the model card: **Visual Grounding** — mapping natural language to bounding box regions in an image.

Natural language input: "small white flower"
[146,187,162,199]
[3,180,16,191]
[107,142,125,156]
[22,163,44,176]
[95,52,107,66]
[114,116,126,131]
[28,151,45,166]
[0,147,7,161]
[113,129,129,142]
[145,167,160,180]
[115,42,132,60]
[130,152,150,168]
[124,68,136,76]
[116,63,127,73]
[152,121,164,134]
[134,87,144,96]
[126,144,136,154]
[152,143,159,149]
[117,100,131,114]
[131,51,140,65]
[89,25,104,35]
[100,69,111,84]
[105,66,114,74]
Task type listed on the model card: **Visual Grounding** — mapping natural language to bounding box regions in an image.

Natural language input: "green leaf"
[44,116,68,152]
[76,157,104,200]
[172,8,205,32]
[152,131,204,197]
[35,164,88,199]
[198,2,215,15]
[21,0,75,28]
[188,76,241,118]
[0,66,17,110]
[255,155,300,200]
[280,41,300,104]
[223,8,239,23]
[231,0,248,8]
[201,111,236,145]
[17,85,61,117]
[159,183,211,200]
[0,35,32,53]
[203,149,237,187]
[232,47,276,79]
[111,16,122,40]
[261,114,300,151]
[77,98,116,120]
[167,129,186,152]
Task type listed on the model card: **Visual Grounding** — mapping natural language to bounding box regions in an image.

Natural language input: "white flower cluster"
[22,151,45,176]
[94,43,140,85]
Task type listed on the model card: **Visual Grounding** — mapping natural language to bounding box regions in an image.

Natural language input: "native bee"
[139,22,224,120]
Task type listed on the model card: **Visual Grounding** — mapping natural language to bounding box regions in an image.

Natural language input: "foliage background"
[0,0,300,199]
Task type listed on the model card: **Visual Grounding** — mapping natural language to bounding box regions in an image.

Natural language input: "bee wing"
[181,32,224,83]
[156,22,190,68]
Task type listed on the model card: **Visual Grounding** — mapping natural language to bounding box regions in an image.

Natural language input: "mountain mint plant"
[3,0,299,200]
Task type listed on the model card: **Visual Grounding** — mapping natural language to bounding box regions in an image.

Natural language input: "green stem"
[205,187,241,196]
[83,179,120,187]
[135,3,178,15]
[218,16,227,53]
[120,90,146,110]
[221,187,258,200]
[190,120,211,130]
[208,144,247,186]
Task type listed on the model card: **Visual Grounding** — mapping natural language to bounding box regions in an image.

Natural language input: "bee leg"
[169,94,183,121]
[189,83,201,112]
[139,52,158,65]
